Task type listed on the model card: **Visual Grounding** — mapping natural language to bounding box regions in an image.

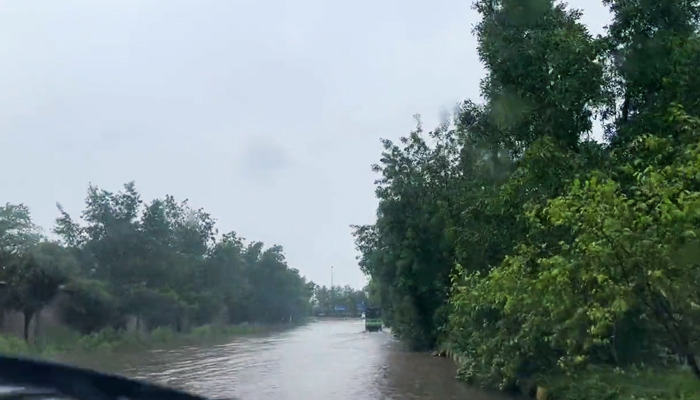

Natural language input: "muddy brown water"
[60,319,516,400]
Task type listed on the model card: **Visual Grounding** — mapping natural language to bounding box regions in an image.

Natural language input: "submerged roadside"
[0,322,304,362]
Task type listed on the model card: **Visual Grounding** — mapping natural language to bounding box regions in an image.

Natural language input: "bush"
[0,334,30,355]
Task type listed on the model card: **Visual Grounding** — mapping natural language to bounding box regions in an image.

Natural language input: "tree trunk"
[686,353,700,380]
[22,309,33,343]
[34,309,41,340]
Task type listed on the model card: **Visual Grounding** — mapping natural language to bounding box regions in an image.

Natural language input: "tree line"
[353,0,700,394]
[1,182,316,342]
[311,284,368,316]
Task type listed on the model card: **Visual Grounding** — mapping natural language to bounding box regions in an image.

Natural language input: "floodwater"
[65,319,515,400]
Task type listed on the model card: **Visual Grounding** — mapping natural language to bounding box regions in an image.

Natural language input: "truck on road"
[364,307,382,332]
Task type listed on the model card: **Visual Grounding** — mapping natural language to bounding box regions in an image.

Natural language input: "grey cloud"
[238,140,292,181]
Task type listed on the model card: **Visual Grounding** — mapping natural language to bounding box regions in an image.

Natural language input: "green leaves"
[0,203,44,254]
[448,106,700,385]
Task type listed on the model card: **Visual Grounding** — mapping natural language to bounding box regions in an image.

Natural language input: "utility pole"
[330,266,334,315]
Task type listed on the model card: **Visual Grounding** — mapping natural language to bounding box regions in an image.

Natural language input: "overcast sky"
[0,0,611,289]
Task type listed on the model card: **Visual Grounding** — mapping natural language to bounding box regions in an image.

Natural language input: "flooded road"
[68,319,514,400]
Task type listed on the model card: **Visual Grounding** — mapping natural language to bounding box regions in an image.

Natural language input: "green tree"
[0,203,43,254]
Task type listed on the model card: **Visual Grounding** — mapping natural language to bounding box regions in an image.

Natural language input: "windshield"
[1,0,694,399]
[0,386,69,400]
[0,356,214,400]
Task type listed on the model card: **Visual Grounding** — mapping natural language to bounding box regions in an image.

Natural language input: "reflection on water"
[63,320,515,400]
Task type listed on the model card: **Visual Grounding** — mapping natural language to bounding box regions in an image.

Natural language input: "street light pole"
[330,266,334,315]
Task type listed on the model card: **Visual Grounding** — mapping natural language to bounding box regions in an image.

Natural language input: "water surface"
[65,319,515,400]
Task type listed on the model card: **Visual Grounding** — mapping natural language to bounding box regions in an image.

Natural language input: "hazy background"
[0,0,610,289]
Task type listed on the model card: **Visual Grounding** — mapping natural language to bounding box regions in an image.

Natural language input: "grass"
[0,323,286,359]
[540,366,700,400]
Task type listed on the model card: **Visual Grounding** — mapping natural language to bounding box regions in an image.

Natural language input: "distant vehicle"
[364,307,382,332]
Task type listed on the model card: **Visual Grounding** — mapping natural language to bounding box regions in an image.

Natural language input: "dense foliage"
[352,0,700,395]
[0,182,315,342]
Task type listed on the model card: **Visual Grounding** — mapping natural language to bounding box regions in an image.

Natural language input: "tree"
[0,254,67,342]
[0,181,315,339]
[353,0,700,392]
[0,203,43,254]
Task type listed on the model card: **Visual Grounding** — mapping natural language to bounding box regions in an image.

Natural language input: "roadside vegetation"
[352,0,700,398]
[0,324,274,358]
[0,183,318,356]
